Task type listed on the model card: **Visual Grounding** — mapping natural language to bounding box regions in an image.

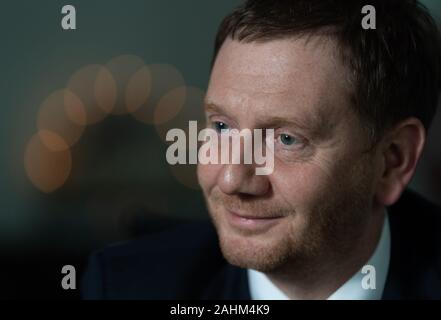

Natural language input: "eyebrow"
[204,102,333,140]
[204,103,233,118]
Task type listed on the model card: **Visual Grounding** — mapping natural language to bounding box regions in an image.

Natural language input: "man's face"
[198,36,381,272]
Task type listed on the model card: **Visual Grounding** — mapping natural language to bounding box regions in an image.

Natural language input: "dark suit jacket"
[81,189,441,299]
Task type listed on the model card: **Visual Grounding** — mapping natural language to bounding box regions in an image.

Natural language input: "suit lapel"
[201,263,251,299]
[200,190,440,300]
[382,190,441,299]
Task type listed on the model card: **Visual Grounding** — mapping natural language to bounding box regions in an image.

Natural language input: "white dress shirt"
[248,212,391,300]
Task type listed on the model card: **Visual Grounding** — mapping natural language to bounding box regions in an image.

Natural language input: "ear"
[375,118,426,206]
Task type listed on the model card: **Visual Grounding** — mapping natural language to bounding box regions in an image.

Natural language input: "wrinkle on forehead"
[211,35,351,93]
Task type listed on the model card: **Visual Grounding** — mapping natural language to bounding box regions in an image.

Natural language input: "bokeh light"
[37,89,86,151]
[125,65,152,114]
[154,86,206,143]
[131,64,185,124]
[27,56,202,193]
[95,66,118,115]
[154,86,187,125]
[67,64,117,124]
[155,86,206,190]
[24,131,72,193]
[105,54,146,115]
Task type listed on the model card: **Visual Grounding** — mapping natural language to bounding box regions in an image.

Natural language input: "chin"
[215,221,294,272]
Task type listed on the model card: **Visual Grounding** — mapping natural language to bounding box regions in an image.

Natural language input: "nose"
[217,163,270,196]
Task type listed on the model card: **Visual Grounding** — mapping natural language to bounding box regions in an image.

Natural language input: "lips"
[228,209,283,220]
[224,208,285,233]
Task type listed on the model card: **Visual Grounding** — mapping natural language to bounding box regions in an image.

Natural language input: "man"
[82,0,441,299]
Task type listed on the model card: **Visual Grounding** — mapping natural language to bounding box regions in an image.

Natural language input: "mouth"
[224,208,285,233]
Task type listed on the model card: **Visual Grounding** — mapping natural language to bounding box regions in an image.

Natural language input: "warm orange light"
[24,132,72,193]
[131,64,185,124]
[105,54,146,115]
[95,66,118,115]
[126,66,152,114]
[154,86,206,143]
[37,89,86,150]
[67,64,116,124]
[154,86,187,125]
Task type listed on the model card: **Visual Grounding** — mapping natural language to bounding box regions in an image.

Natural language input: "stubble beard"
[204,158,376,277]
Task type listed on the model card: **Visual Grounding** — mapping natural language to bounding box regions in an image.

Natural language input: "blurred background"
[0,0,439,299]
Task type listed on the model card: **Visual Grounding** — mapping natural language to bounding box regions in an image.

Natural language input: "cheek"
[272,151,374,216]
[271,161,341,211]
[197,163,220,193]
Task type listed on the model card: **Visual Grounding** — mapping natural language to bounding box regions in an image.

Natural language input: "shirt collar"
[248,211,391,300]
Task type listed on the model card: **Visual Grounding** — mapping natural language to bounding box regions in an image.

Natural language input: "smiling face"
[198,36,384,273]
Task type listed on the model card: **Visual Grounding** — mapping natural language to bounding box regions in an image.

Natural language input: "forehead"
[206,36,353,125]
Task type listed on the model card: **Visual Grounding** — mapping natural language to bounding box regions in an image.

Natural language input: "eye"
[279,133,298,146]
[212,121,230,133]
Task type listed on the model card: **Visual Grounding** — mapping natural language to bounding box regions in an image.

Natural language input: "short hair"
[212,0,441,143]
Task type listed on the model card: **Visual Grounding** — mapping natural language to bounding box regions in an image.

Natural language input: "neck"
[265,208,386,300]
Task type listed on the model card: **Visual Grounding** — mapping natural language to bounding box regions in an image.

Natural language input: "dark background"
[0,0,439,299]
